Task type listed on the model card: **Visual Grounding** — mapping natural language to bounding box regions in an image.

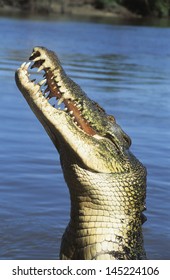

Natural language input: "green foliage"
[94,0,170,17]
[1,0,170,17]
[94,0,121,9]
[121,0,150,15]
[154,0,170,17]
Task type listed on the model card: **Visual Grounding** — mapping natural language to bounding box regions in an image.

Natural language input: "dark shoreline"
[1,2,170,28]
[1,0,170,20]
[0,2,139,20]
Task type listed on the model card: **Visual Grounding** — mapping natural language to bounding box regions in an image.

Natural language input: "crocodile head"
[15,46,133,174]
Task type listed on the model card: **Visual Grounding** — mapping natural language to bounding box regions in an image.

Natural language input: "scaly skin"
[15,46,147,260]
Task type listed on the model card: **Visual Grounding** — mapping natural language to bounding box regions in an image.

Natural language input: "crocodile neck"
[59,155,146,260]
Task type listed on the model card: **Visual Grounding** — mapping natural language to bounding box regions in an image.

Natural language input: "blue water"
[0,15,170,260]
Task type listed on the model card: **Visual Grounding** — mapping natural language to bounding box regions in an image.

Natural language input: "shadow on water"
[0,15,170,259]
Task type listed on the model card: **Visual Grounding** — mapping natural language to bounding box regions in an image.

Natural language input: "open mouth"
[20,48,97,137]
[16,47,131,152]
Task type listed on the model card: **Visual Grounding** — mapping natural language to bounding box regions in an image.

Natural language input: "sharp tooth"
[77,104,81,109]
[37,65,44,72]
[47,92,54,99]
[25,62,31,70]
[39,79,47,86]
[21,62,27,68]
[33,57,41,62]
[69,111,73,115]
[44,87,50,93]
[57,80,62,87]
[59,85,66,93]
[29,54,34,60]
[29,52,40,61]
[57,97,64,106]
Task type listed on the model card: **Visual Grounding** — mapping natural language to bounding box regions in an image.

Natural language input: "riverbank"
[0,1,139,19]
[49,2,138,19]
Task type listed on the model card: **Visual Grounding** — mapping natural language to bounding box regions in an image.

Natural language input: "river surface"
[0,15,170,260]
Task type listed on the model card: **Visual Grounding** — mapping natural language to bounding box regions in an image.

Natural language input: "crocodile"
[15,46,147,260]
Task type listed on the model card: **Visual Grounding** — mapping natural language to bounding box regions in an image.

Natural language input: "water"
[0,15,170,260]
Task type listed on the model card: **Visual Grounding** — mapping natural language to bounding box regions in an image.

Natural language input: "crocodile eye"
[123,134,131,147]
[105,133,120,150]
[105,129,131,150]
